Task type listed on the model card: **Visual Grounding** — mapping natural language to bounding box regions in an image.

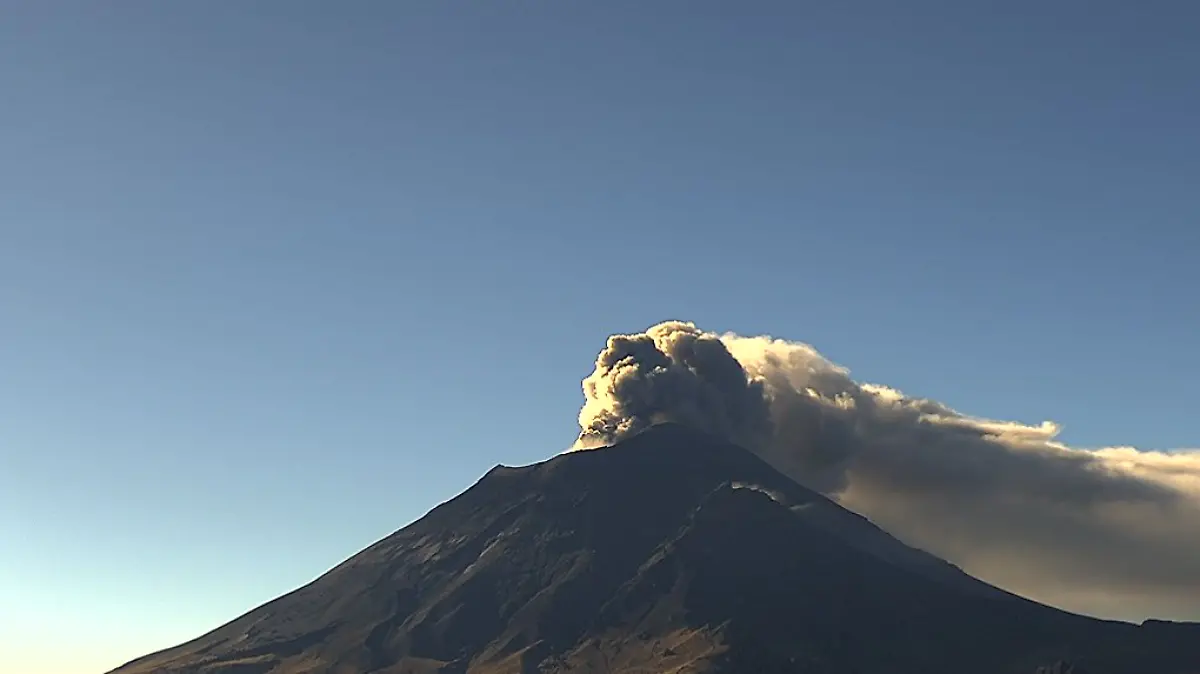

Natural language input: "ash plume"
[574,321,1200,622]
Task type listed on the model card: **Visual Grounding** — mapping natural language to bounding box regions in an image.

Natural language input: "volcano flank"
[109,424,1200,674]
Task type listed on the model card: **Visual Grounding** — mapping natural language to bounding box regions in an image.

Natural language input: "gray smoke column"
[574,321,1200,622]
[575,321,773,452]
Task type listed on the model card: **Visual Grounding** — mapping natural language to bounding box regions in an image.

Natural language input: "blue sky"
[2,3,1197,672]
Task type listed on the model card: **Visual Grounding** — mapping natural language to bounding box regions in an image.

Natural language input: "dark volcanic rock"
[108,423,1200,674]
[1036,662,1089,674]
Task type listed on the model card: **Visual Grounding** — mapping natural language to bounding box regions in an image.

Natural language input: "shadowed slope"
[109,424,1199,674]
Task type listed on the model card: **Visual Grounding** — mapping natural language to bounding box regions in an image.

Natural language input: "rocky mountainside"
[109,423,1199,674]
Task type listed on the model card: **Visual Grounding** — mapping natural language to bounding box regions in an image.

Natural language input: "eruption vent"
[574,321,1200,621]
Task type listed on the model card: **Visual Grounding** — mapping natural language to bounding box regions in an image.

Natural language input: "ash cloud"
[574,321,1200,622]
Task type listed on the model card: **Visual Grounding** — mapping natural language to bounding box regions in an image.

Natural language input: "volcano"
[109,424,1198,674]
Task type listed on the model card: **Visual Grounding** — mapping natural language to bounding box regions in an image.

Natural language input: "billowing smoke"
[575,321,1200,622]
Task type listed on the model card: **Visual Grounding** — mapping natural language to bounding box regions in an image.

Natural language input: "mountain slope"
[109,424,1199,674]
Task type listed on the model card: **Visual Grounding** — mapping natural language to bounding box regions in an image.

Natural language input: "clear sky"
[2,3,1197,673]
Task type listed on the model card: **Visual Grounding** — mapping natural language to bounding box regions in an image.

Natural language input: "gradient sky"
[2,3,1197,673]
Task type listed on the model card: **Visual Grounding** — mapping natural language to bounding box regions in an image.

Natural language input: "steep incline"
[109,424,1199,674]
